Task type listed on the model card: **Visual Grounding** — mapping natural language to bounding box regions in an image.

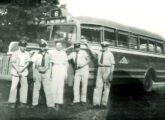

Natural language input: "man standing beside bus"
[8,40,30,108]
[83,41,115,109]
[50,41,68,111]
[31,39,54,110]
[68,41,90,105]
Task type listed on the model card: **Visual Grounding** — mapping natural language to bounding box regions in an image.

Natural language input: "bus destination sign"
[46,17,66,24]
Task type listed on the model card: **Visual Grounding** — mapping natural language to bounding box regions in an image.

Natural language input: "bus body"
[77,17,165,92]
[0,7,165,92]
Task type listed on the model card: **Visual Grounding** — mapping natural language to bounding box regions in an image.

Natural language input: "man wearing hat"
[68,41,90,105]
[83,41,115,109]
[31,39,54,110]
[8,40,30,108]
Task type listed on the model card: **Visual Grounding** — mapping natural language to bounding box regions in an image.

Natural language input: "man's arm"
[19,53,30,72]
[82,42,94,54]
[81,41,98,60]
[10,53,20,72]
[67,52,74,61]
[64,45,74,52]
[12,63,19,72]
[19,62,29,73]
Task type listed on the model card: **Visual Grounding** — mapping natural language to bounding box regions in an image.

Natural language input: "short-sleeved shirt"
[94,49,115,66]
[68,50,89,68]
[10,50,30,76]
[31,51,50,69]
[50,50,68,65]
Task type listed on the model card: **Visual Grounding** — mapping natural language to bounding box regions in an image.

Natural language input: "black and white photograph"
[0,0,165,120]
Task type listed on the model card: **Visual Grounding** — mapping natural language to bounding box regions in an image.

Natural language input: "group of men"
[8,37,115,111]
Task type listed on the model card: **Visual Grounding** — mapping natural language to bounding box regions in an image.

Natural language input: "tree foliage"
[0,0,59,51]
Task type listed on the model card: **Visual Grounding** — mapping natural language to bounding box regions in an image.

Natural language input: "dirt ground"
[1,81,165,120]
[0,81,108,120]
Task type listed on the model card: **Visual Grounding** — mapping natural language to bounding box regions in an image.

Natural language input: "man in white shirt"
[84,41,115,109]
[50,41,68,111]
[31,39,54,110]
[8,40,30,108]
[68,42,90,105]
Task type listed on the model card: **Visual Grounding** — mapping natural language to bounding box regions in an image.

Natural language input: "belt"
[98,65,111,67]
[76,64,88,70]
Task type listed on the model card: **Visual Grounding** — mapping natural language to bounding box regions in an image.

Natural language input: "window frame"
[103,27,116,46]
[117,30,129,48]
[81,25,103,44]
[139,36,149,52]
[128,33,138,50]
[156,41,164,54]
[148,39,156,53]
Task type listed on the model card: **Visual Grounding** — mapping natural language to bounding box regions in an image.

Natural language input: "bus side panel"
[112,51,165,84]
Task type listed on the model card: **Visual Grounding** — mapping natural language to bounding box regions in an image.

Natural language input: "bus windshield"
[51,25,77,43]
[28,25,52,43]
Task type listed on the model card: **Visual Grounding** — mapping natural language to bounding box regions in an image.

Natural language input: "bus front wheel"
[143,71,154,92]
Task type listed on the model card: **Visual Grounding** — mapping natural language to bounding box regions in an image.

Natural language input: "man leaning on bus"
[83,41,115,109]
[8,39,30,108]
[68,41,90,105]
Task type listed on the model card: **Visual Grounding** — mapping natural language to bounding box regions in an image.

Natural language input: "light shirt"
[50,50,68,65]
[19,51,26,66]
[31,51,50,68]
[10,50,30,76]
[93,49,115,66]
[10,50,30,66]
[68,50,89,68]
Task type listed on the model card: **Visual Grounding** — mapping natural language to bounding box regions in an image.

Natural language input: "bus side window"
[104,28,115,46]
[129,36,138,49]
[156,42,164,54]
[139,38,147,51]
[118,32,129,48]
[148,40,156,53]
[81,26,101,44]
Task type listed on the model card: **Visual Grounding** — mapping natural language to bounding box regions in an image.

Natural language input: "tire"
[143,71,154,92]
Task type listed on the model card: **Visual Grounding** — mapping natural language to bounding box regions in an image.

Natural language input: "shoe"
[100,105,107,109]
[70,102,80,106]
[47,107,56,111]
[31,105,38,109]
[92,105,100,109]
[18,103,29,109]
[55,104,60,111]
[81,102,86,106]
[10,103,16,108]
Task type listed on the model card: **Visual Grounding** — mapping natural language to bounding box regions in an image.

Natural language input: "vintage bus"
[0,6,165,92]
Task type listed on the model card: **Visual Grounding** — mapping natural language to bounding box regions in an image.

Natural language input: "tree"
[0,0,60,51]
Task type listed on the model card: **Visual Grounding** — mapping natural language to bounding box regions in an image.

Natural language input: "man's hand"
[18,68,24,73]
[98,63,104,67]
[17,71,22,76]
[81,41,89,47]
[64,45,74,51]
[38,67,47,73]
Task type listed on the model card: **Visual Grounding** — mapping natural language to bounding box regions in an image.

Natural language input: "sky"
[60,0,165,39]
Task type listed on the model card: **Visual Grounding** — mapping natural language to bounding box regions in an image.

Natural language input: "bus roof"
[76,16,164,40]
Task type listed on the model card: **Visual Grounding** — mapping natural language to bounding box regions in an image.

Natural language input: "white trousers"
[8,76,28,104]
[32,70,54,107]
[93,67,113,106]
[51,65,67,104]
[73,66,89,103]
